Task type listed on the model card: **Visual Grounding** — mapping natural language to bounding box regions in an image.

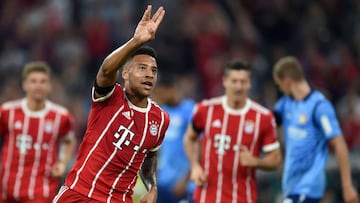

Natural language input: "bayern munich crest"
[149,121,159,136]
[244,120,254,133]
[45,120,54,133]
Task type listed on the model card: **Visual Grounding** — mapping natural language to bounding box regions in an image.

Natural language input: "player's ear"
[48,80,52,92]
[222,75,227,87]
[22,79,28,92]
[122,67,129,80]
[122,60,132,80]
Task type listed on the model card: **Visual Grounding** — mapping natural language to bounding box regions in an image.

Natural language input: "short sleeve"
[261,112,280,152]
[273,97,286,126]
[58,112,75,139]
[91,83,120,103]
[314,100,342,139]
[150,111,170,152]
[274,97,285,113]
[192,103,206,133]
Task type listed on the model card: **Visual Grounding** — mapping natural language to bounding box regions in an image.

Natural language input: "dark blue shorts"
[283,194,321,203]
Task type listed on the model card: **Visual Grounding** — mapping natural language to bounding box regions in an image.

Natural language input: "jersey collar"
[124,92,151,113]
[222,96,251,115]
[289,88,315,102]
[21,98,50,117]
[303,88,315,101]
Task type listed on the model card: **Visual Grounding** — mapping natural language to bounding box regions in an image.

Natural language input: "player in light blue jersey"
[272,56,358,203]
[153,73,195,203]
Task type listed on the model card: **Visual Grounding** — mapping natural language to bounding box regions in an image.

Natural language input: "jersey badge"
[244,120,254,133]
[298,114,307,124]
[149,121,159,136]
[45,120,54,133]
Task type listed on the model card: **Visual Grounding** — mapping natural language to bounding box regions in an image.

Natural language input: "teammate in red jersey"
[0,61,76,203]
[53,5,168,203]
[184,59,282,203]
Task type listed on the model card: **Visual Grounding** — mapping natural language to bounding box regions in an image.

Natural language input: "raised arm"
[95,5,165,93]
[183,124,206,186]
[139,151,158,203]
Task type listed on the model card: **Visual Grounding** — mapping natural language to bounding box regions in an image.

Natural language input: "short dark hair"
[131,46,157,60]
[224,59,251,77]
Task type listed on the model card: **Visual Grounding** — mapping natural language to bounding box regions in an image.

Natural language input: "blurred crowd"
[0,0,359,202]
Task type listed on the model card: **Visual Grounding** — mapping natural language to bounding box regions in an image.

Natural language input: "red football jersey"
[192,96,279,203]
[0,99,74,201]
[64,84,170,203]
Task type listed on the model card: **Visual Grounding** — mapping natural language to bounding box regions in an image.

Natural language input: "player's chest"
[206,113,261,147]
[9,113,58,154]
[284,103,314,141]
[11,112,56,135]
[284,101,312,126]
[107,112,162,153]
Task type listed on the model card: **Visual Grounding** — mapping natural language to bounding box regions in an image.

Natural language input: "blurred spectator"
[337,80,360,152]
[183,0,230,98]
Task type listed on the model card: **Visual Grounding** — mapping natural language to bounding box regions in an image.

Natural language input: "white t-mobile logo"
[214,134,231,155]
[16,134,32,154]
[113,125,138,150]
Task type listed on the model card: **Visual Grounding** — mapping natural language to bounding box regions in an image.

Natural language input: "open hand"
[133,5,165,44]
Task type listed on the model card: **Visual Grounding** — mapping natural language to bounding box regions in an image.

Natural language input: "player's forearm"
[332,137,354,188]
[257,149,282,170]
[184,135,201,167]
[59,137,76,165]
[183,125,202,166]
[97,38,143,87]
[140,151,158,191]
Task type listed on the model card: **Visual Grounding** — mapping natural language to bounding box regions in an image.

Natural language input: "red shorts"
[0,196,54,203]
[53,186,101,203]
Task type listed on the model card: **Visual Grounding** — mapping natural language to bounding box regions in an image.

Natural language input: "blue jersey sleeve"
[274,97,286,125]
[274,97,285,114]
[314,100,342,140]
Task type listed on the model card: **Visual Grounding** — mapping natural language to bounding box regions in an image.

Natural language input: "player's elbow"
[183,125,197,144]
[273,150,282,170]
[268,149,282,170]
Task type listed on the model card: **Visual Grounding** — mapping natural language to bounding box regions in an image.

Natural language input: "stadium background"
[0,0,359,202]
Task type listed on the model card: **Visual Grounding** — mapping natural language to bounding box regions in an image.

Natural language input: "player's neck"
[291,81,311,101]
[227,97,246,110]
[26,98,46,111]
[125,92,148,108]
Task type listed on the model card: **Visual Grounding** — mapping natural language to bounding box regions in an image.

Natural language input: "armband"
[192,122,202,134]
[94,80,114,95]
